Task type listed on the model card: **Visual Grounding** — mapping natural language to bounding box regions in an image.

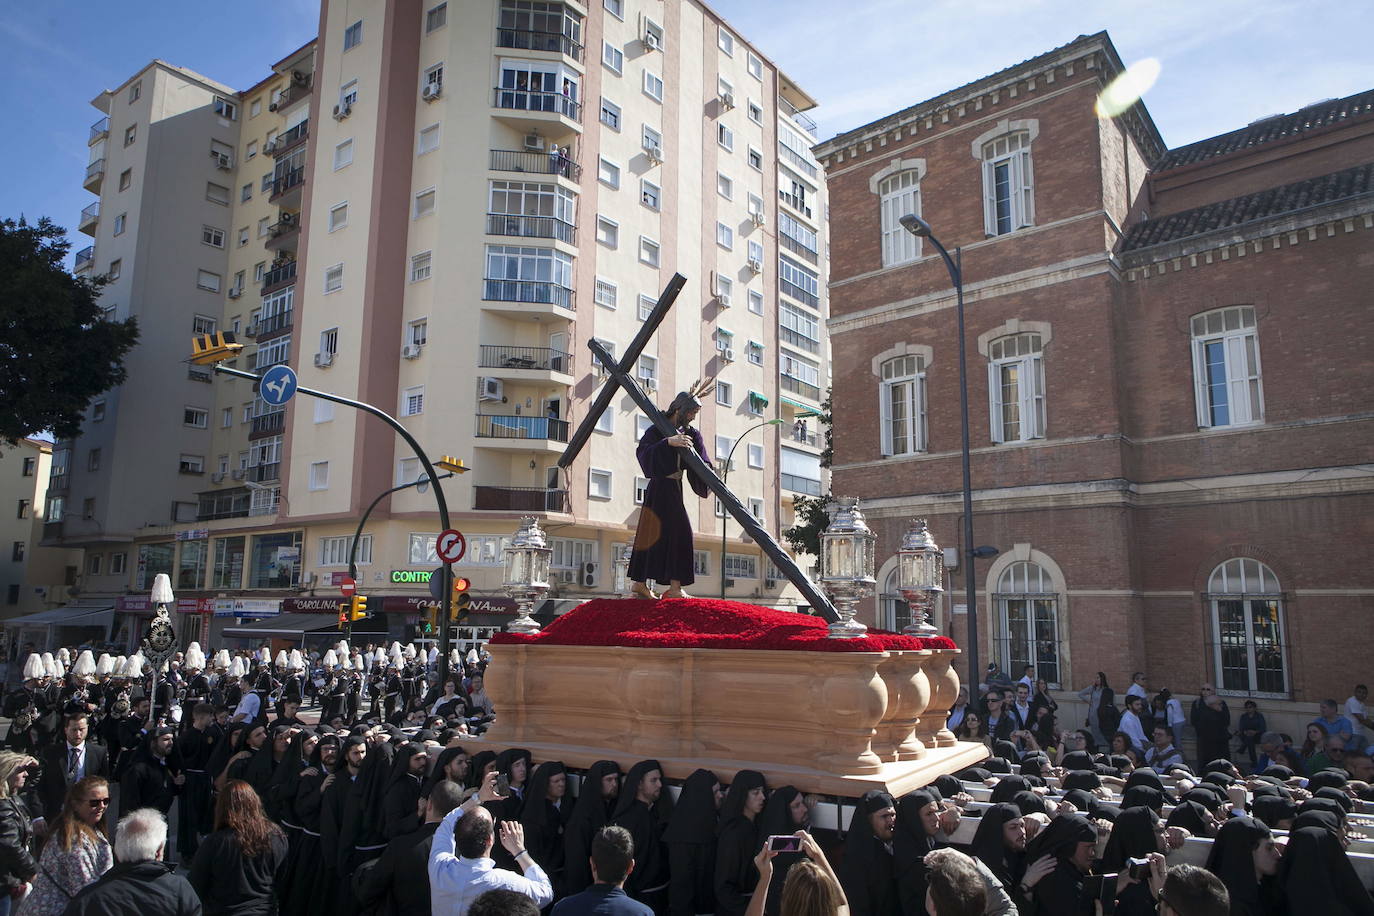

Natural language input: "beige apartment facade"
[52,0,828,653]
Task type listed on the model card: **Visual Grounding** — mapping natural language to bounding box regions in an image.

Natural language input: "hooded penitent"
[565,760,620,894]
[839,790,898,916]
[610,759,671,900]
[894,789,942,916]
[1275,825,1374,914]
[1204,816,1277,916]
[662,768,720,916]
[714,770,767,916]
[969,802,1025,889]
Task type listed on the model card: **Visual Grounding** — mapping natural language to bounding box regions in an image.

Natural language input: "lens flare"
[1095,58,1162,118]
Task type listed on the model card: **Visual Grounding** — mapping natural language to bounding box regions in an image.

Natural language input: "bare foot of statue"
[631,582,659,600]
[662,587,691,599]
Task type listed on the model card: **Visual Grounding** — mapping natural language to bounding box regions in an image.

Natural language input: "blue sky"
[3,0,1371,256]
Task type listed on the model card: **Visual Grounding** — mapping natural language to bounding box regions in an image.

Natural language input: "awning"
[748,390,769,407]
[3,605,114,628]
[779,395,817,412]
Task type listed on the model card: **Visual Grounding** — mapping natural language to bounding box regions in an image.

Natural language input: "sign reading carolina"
[379,595,520,615]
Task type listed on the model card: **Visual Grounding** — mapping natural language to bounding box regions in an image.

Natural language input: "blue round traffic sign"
[260,365,298,406]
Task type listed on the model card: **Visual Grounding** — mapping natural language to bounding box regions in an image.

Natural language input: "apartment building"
[53,0,828,652]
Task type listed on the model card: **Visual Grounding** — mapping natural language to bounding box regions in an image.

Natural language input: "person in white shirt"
[1119,695,1149,752]
[1346,684,1370,740]
[430,772,553,916]
[1126,672,1148,702]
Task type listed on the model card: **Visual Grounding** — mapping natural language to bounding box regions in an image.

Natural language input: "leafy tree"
[782,493,833,559]
[817,387,833,468]
[0,217,138,445]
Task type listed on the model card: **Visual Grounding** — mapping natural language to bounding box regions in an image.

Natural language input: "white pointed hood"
[22,653,44,680]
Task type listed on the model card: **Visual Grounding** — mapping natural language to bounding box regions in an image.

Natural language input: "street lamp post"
[720,418,784,597]
[898,214,981,687]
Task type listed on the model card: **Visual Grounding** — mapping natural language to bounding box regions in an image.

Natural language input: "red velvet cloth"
[488,598,958,653]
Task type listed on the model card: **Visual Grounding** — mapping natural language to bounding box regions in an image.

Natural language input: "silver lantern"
[819,497,877,638]
[502,516,552,634]
[897,518,944,636]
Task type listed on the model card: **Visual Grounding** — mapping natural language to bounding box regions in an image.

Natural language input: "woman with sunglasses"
[21,776,112,915]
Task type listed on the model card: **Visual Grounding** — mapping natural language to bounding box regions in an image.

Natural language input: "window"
[717,173,734,200]
[603,41,623,73]
[213,96,237,120]
[424,63,444,89]
[725,554,758,579]
[308,461,330,490]
[748,442,764,468]
[341,80,359,107]
[192,315,216,335]
[779,255,819,307]
[411,251,432,282]
[320,327,338,356]
[112,213,126,236]
[718,26,735,55]
[202,226,225,248]
[249,97,261,118]
[178,454,205,474]
[880,170,922,266]
[206,182,229,205]
[638,355,658,386]
[261,172,274,192]
[638,295,656,321]
[221,408,232,427]
[1208,558,1287,696]
[588,468,612,499]
[344,20,363,50]
[257,216,270,238]
[254,262,266,283]
[634,476,648,505]
[640,180,660,210]
[717,222,734,250]
[596,215,619,248]
[184,407,208,428]
[642,124,662,154]
[748,240,764,266]
[639,237,660,267]
[314,400,334,423]
[118,169,131,191]
[716,381,732,405]
[643,18,664,48]
[600,98,621,130]
[320,535,372,567]
[324,264,344,293]
[595,407,614,433]
[329,202,348,232]
[718,123,734,151]
[123,124,136,147]
[87,554,102,575]
[240,182,254,203]
[747,340,764,366]
[195,270,221,292]
[981,132,1034,236]
[20,457,34,477]
[409,320,428,346]
[246,141,258,161]
[591,338,616,375]
[414,187,437,218]
[417,125,439,155]
[1191,306,1263,428]
[598,157,620,188]
[107,260,121,280]
[715,435,734,462]
[747,147,763,171]
[715,274,733,300]
[748,100,763,124]
[401,386,425,417]
[594,278,617,309]
[334,139,354,169]
[988,333,1045,443]
[880,354,927,456]
[995,561,1061,686]
[643,70,663,102]
[16,500,30,520]
[748,290,764,315]
[604,0,623,17]
[748,498,765,522]
[426,3,447,32]
[92,400,106,421]
[483,245,574,307]
[747,51,763,79]
[129,81,141,103]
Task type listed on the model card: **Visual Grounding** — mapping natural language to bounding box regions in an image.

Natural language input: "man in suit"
[39,712,109,819]
[356,777,465,915]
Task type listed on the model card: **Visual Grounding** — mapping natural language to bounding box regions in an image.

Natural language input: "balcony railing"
[780,473,822,496]
[490,149,582,180]
[475,415,570,443]
[779,326,821,354]
[780,278,820,309]
[485,212,576,244]
[473,486,569,512]
[779,231,819,265]
[778,190,813,220]
[478,345,572,373]
[788,426,820,447]
[254,309,293,337]
[483,279,574,310]
[493,88,582,122]
[74,246,94,273]
[274,75,312,111]
[271,167,305,199]
[495,28,584,61]
[83,159,106,190]
[271,121,309,156]
[261,260,297,293]
[251,411,285,435]
[778,95,818,136]
[249,463,281,483]
[79,202,100,225]
[781,374,822,401]
[47,473,68,495]
[778,143,819,179]
[89,117,109,144]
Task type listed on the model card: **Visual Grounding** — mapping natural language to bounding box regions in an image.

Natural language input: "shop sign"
[116,597,215,614]
[175,529,210,541]
[379,595,519,615]
[213,598,282,619]
[390,569,434,585]
[281,596,346,614]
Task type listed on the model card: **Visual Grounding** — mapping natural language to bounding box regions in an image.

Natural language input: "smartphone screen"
[767,835,801,853]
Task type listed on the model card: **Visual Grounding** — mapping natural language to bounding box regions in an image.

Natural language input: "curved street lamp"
[720,418,784,597]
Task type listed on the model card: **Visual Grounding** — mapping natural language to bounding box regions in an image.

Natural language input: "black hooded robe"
[664,769,719,916]
[611,760,671,908]
[894,790,941,916]
[714,770,766,916]
[382,743,427,840]
[565,760,620,896]
[838,790,897,916]
[1204,816,1279,916]
[756,785,806,916]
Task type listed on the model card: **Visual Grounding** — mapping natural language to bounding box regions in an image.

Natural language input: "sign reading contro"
[390,569,435,584]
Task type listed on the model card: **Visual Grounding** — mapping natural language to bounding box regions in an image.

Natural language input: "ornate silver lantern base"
[900,593,940,637]
[826,586,870,639]
[506,590,546,634]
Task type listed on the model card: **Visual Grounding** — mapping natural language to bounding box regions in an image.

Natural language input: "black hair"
[455,808,494,858]
[1159,864,1229,916]
[468,889,540,916]
[591,825,635,884]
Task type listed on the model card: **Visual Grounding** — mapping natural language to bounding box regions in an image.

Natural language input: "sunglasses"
[87,798,110,809]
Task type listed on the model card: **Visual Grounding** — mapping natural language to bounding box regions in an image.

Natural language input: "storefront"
[3,603,114,682]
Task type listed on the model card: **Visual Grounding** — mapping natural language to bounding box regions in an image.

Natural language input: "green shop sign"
[390,569,434,584]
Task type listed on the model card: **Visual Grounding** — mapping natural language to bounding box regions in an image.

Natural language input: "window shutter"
[1190,340,1212,428]
[1225,334,1251,424]
[1017,148,1035,227]
[982,160,998,236]
[1023,355,1045,438]
[988,362,1005,443]
[878,382,894,456]
[916,374,928,452]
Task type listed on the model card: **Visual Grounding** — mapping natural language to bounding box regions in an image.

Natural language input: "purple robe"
[629,425,711,585]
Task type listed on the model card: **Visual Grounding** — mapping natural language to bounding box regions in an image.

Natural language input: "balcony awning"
[3,605,113,628]
[748,390,769,407]
[779,395,815,411]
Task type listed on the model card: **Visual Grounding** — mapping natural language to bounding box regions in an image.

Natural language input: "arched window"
[879,354,927,456]
[878,170,922,267]
[994,561,1060,686]
[980,132,1034,236]
[988,333,1045,443]
[1190,306,1263,428]
[879,568,912,632]
[1208,558,1287,696]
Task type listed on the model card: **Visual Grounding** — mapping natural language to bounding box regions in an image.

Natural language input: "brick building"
[813,31,1374,724]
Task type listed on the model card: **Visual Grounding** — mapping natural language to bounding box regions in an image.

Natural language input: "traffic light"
[349,594,369,621]
[337,602,349,628]
[422,604,437,634]
[190,332,244,365]
[450,577,471,622]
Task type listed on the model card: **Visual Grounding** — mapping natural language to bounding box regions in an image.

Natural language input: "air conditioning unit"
[718,293,732,308]
[720,347,736,363]
[422,83,443,102]
[765,578,778,589]
[579,562,599,588]
[720,91,735,110]
[313,352,334,368]
[401,343,423,360]
[263,139,277,154]
[641,377,658,392]
[292,70,308,84]
[269,101,280,113]
[523,134,544,151]
[210,472,226,483]
[750,210,765,227]
[333,103,352,120]
[643,143,662,163]
[643,32,660,51]
[479,377,504,401]
[211,152,232,170]
[555,569,577,584]
[747,257,763,274]
[227,286,242,300]
[231,469,247,481]
[280,212,297,227]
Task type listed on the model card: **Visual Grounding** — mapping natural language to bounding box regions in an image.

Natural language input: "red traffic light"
[452,577,470,592]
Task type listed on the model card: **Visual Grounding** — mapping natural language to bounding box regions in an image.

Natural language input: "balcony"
[478,345,574,383]
[787,425,821,448]
[260,260,297,295]
[250,411,285,436]
[482,279,575,319]
[271,75,312,114]
[781,374,822,401]
[187,368,213,383]
[490,149,581,181]
[485,212,576,245]
[779,231,819,265]
[780,473,822,496]
[495,27,584,62]
[778,190,813,220]
[264,214,300,253]
[778,95,818,137]
[473,486,569,513]
[74,246,95,274]
[270,121,308,158]
[83,159,106,192]
[249,463,280,483]
[78,203,100,236]
[47,473,68,495]
[89,117,109,145]
[474,415,570,453]
[198,488,251,522]
[492,88,582,134]
[780,277,820,309]
[270,167,305,207]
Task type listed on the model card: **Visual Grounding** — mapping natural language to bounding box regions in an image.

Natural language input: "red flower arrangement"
[488,598,958,653]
